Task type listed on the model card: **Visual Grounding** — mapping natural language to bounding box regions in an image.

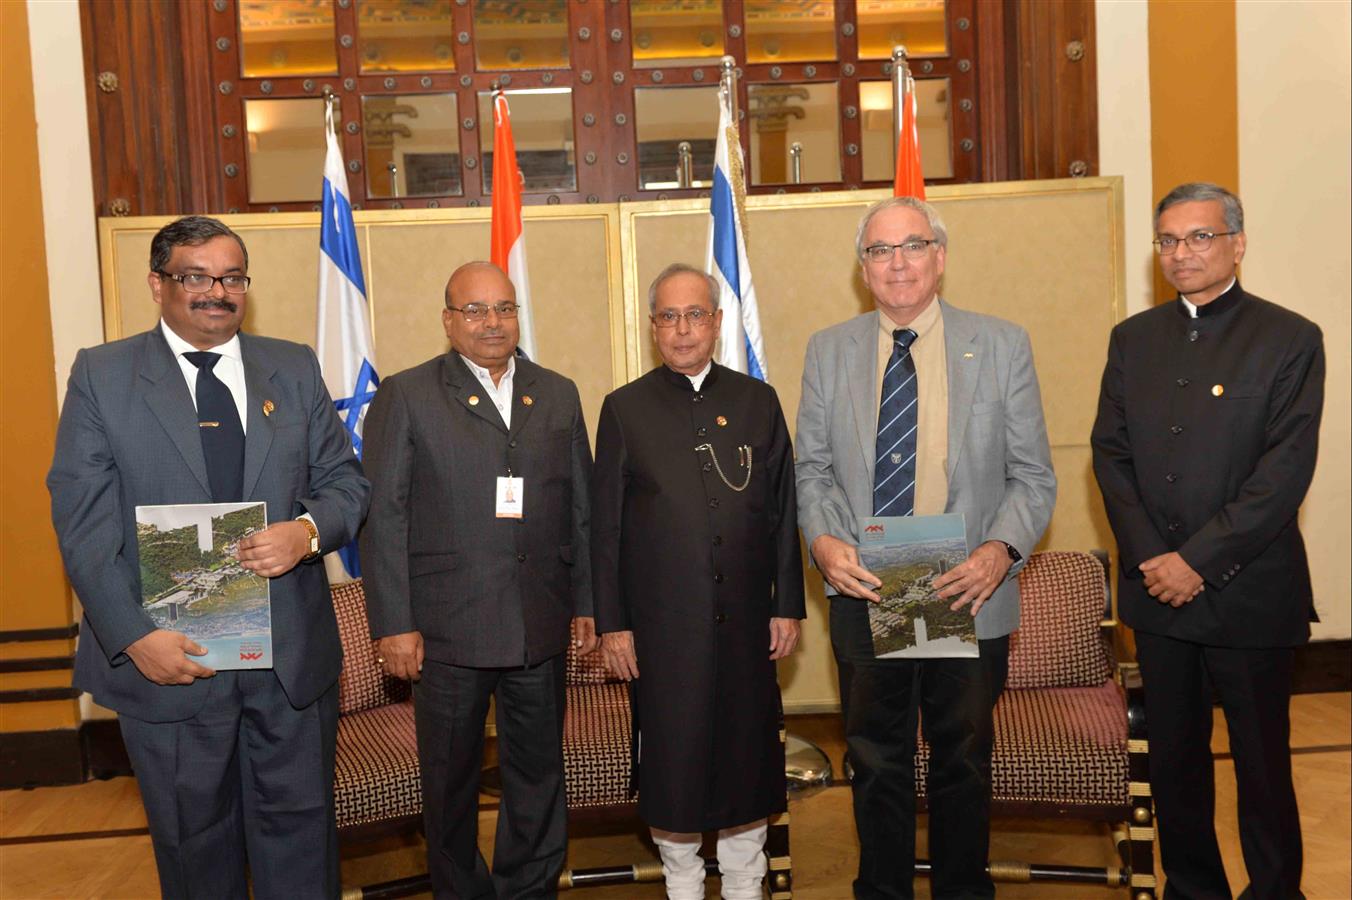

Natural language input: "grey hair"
[149,216,249,272]
[1154,182,1244,233]
[855,196,948,261]
[648,263,720,313]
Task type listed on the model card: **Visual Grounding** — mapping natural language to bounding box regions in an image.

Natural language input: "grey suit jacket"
[359,353,592,667]
[795,301,1056,639]
[48,327,370,722]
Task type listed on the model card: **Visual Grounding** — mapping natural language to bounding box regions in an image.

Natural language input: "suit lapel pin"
[468,395,480,406]
[1212,384,1224,397]
[716,416,728,427]
[262,400,275,417]
[522,395,534,406]
[963,352,975,359]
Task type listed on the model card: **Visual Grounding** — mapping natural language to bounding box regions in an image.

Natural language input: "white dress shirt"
[160,319,318,535]
[685,361,712,391]
[1181,277,1236,317]
[161,319,248,433]
[460,353,516,428]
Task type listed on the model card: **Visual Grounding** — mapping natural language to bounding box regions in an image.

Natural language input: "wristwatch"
[298,517,321,561]
[999,541,1022,564]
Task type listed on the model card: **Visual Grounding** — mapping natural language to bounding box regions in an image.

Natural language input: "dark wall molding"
[0,623,78,643]
[0,729,84,789]
[0,656,74,674]
[0,687,80,704]
[1293,638,1351,696]
[0,719,132,790]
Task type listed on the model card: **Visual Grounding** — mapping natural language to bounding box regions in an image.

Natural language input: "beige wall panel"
[106,228,157,338]
[1237,0,1351,641]
[106,221,323,345]
[366,212,620,438]
[367,219,497,375]
[621,180,1124,710]
[100,179,1124,714]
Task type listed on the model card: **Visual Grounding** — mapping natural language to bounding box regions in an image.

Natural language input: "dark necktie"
[183,351,245,503]
[873,328,919,516]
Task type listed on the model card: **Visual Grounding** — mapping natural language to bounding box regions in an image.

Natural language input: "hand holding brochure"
[858,514,978,659]
[135,502,273,670]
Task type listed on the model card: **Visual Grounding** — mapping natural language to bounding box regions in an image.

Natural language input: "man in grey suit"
[48,216,370,898]
[360,261,596,898]
[796,197,1056,899]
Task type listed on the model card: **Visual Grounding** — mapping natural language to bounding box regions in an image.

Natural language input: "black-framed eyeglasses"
[446,301,520,321]
[155,270,251,294]
[651,308,715,329]
[863,239,940,263]
[1153,231,1238,255]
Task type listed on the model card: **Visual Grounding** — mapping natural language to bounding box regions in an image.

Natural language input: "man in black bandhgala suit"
[592,263,805,900]
[1092,182,1324,900]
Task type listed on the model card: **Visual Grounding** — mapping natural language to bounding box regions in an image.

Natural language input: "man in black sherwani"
[592,263,806,900]
[1092,182,1325,900]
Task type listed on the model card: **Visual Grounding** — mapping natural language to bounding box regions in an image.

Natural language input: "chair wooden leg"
[766,810,792,898]
[1122,662,1158,900]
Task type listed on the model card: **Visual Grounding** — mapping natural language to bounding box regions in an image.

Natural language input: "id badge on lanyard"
[496,470,524,518]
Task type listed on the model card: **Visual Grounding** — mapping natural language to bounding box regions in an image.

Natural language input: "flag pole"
[891,45,910,175]
[720,55,739,129]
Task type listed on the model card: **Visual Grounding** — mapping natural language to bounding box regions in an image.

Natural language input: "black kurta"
[1091,282,1325,647]
[591,363,806,833]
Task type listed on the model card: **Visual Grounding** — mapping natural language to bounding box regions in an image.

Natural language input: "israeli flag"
[316,100,377,580]
[706,84,767,381]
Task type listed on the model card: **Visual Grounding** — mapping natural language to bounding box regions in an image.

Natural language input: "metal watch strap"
[298,517,321,560]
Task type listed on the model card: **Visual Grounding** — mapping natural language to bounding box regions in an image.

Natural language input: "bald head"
[445,260,514,309]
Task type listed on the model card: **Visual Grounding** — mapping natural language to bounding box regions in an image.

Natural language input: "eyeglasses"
[446,301,520,321]
[863,240,940,263]
[156,270,251,294]
[651,308,715,329]
[1153,231,1238,255]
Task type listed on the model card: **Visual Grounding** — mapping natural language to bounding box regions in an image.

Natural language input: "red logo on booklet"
[864,524,885,533]
[239,651,263,660]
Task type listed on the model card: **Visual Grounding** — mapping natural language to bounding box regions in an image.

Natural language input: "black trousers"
[414,653,567,899]
[1134,632,1304,900]
[832,598,1009,900]
[119,671,340,900]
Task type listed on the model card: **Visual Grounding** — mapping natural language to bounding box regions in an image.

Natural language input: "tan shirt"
[876,298,949,516]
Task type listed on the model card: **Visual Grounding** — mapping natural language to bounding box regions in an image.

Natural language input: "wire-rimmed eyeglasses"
[1153,231,1238,255]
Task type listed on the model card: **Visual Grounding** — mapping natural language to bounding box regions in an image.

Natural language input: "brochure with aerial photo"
[134,501,273,670]
[858,514,978,659]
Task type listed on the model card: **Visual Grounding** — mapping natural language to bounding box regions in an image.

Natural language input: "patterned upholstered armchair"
[915,550,1156,899]
[557,639,792,897]
[330,581,788,895]
[331,580,421,842]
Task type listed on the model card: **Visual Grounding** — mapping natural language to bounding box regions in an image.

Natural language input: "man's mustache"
[190,298,238,313]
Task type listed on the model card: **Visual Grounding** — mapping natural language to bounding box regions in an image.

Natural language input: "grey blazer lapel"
[846,312,879,482]
[140,329,212,497]
[943,301,981,479]
[507,361,539,443]
[240,338,276,501]
[443,353,508,433]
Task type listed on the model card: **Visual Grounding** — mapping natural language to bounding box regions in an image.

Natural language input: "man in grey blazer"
[360,261,595,898]
[796,197,1056,899]
[48,216,370,898]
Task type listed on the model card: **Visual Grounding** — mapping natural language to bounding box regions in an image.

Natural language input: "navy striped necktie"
[873,328,919,516]
[183,351,245,503]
